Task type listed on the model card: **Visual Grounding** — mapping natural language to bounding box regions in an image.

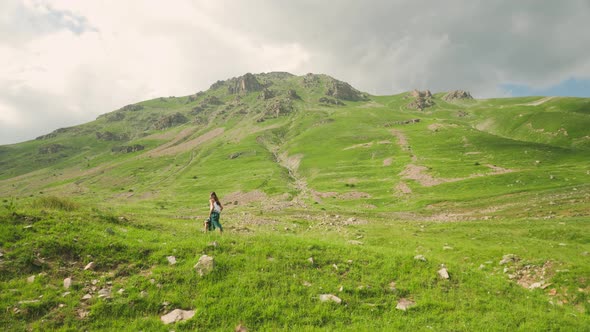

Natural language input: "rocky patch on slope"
[152,113,188,130]
[406,89,434,110]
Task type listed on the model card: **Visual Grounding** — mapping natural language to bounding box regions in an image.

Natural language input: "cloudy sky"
[1,0,589,144]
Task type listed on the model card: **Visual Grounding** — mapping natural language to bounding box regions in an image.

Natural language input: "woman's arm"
[209,199,214,215]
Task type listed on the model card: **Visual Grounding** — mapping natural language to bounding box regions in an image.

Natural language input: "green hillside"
[1,73,589,330]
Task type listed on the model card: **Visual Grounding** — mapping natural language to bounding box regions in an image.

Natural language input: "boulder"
[319,97,344,106]
[319,294,342,304]
[414,255,427,262]
[438,267,450,279]
[111,145,145,153]
[194,255,215,276]
[167,256,177,265]
[395,298,416,311]
[499,254,519,265]
[96,131,129,141]
[160,309,196,324]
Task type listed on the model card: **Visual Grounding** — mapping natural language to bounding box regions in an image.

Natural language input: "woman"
[206,192,223,233]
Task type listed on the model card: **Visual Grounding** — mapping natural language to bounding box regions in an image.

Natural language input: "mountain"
[1,72,589,331]
[1,72,589,218]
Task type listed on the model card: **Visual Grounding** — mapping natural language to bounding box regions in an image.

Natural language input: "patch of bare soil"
[390,129,410,151]
[383,157,393,166]
[149,128,224,157]
[428,123,458,132]
[400,164,447,187]
[338,191,371,199]
[395,181,413,194]
[521,96,556,106]
[223,190,268,207]
[344,142,373,150]
[485,164,514,175]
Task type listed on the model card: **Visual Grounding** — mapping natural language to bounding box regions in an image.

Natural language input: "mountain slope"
[0,72,589,219]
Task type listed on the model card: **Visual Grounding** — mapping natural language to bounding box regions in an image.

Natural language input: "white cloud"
[1,0,590,144]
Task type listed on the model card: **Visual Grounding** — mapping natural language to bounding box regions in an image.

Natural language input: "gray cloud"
[1,0,589,144]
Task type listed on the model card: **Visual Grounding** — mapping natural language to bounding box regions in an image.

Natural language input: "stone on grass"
[499,254,519,265]
[167,256,177,265]
[82,294,92,300]
[194,255,215,276]
[307,257,314,264]
[319,294,342,304]
[235,323,248,332]
[389,281,397,291]
[98,288,111,299]
[84,262,95,271]
[64,277,72,289]
[348,240,363,245]
[160,309,195,324]
[443,246,453,251]
[302,281,312,287]
[414,255,427,262]
[27,275,35,283]
[438,267,450,279]
[396,298,416,311]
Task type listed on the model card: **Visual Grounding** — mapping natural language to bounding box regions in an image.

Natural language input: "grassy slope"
[1,73,589,330]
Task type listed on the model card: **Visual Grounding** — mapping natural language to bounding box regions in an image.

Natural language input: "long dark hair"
[210,192,220,205]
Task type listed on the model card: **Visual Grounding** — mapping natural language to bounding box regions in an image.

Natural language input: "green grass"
[1,72,589,330]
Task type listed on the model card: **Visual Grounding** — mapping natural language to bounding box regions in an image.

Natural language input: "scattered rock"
[348,240,363,245]
[167,256,177,265]
[438,266,450,279]
[499,254,519,265]
[84,262,95,271]
[302,281,312,287]
[442,90,473,101]
[307,257,314,264]
[194,255,215,276]
[209,241,219,248]
[235,323,248,332]
[117,288,125,295]
[319,294,342,304]
[443,246,453,251]
[389,281,397,291]
[395,298,416,311]
[414,255,427,262]
[160,309,196,325]
[82,294,92,300]
[64,278,72,289]
[77,309,89,319]
[98,288,111,299]
[27,275,35,283]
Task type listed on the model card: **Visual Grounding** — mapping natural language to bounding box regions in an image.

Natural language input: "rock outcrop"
[111,145,145,153]
[407,89,434,110]
[319,97,344,106]
[96,131,129,141]
[326,78,368,101]
[264,97,293,118]
[38,144,66,154]
[443,90,473,101]
[227,73,263,94]
[106,112,125,122]
[120,104,144,112]
[153,113,188,130]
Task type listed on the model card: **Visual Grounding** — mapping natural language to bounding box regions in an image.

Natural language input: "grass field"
[1,73,589,330]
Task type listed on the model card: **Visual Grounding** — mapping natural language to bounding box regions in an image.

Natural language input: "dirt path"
[521,96,556,106]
